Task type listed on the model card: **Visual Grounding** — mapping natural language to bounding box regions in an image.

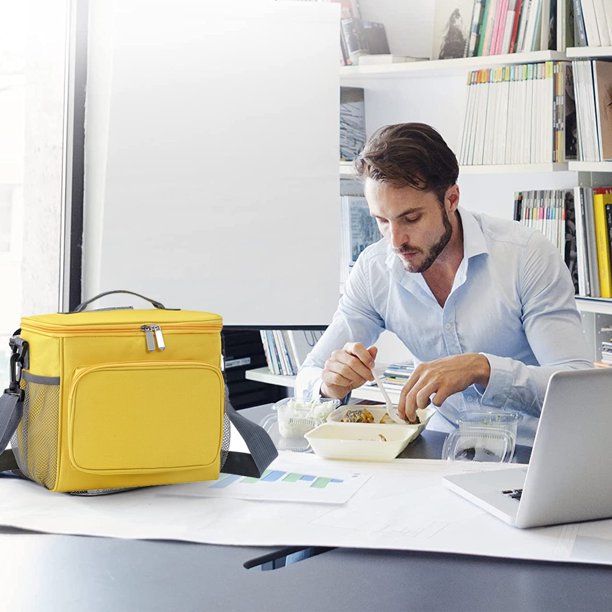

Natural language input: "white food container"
[305,422,420,462]
[327,404,435,437]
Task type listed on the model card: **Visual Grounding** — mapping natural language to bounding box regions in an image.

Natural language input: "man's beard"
[396,210,453,273]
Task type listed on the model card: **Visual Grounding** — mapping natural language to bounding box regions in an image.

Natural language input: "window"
[0,0,72,384]
[0,1,25,384]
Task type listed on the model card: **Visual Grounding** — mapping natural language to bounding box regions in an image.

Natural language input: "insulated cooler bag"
[0,290,277,492]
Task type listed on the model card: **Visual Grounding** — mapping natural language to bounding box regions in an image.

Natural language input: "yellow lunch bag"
[0,290,277,493]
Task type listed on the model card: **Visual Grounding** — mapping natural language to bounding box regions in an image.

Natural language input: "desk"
[0,410,609,611]
[1,529,611,611]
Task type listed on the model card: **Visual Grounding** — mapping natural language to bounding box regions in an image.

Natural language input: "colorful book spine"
[593,191,612,298]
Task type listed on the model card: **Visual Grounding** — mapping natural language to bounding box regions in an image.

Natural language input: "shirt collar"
[385,206,489,293]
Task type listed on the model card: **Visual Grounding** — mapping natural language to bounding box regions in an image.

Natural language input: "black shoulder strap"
[0,332,26,467]
[220,386,277,477]
[0,449,18,472]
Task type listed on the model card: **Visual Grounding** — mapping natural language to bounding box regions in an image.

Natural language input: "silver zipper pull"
[141,325,156,352]
[152,324,165,351]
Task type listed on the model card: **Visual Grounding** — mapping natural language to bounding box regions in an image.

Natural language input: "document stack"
[366,361,415,391]
[600,339,612,367]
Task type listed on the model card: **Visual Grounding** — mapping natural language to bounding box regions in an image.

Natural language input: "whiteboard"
[83,0,340,325]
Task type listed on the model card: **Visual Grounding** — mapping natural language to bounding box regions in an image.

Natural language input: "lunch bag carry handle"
[72,289,167,312]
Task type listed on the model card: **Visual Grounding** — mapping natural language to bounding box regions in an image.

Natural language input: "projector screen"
[83,0,341,326]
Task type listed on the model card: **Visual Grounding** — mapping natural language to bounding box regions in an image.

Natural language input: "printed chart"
[169,460,372,504]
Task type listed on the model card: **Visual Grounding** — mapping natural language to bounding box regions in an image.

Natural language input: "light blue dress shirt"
[296,207,593,444]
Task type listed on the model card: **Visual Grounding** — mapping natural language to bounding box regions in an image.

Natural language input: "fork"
[371,370,405,424]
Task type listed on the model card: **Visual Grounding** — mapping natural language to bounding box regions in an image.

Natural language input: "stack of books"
[513,189,578,292]
[260,329,324,376]
[572,60,612,163]
[573,0,612,47]
[573,186,612,297]
[366,361,415,391]
[432,0,577,59]
[600,339,612,366]
[459,61,575,165]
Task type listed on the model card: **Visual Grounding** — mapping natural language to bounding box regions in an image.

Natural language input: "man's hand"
[321,342,378,400]
[398,353,491,423]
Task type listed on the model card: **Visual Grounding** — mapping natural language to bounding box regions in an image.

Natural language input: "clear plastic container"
[274,397,341,438]
[458,410,520,443]
[442,410,521,463]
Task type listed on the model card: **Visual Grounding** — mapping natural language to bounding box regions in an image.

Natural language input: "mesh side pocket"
[11,373,60,489]
[220,411,231,470]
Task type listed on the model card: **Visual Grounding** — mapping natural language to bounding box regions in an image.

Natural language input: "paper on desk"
[160,458,371,504]
[1,453,612,566]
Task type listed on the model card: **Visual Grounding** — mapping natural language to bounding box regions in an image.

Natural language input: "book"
[361,21,390,55]
[341,17,368,64]
[340,194,380,273]
[564,190,579,293]
[593,191,612,298]
[286,330,324,370]
[574,185,591,295]
[556,0,574,51]
[593,60,612,162]
[539,0,553,51]
[571,0,588,46]
[573,59,599,161]
[339,87,365,161]
[489,0,509,55]
[515,0,532,50]
[606,0,612,46]
[383,361,415,378]
[579,0,600,45]
[583,187,601,296]
[464,0,485,57]
[478,0,499,55]
[592,0,611,46]
[508,0,525,52]
[500,0,519,53]
[432,0,475,59]
[522,0,544,52]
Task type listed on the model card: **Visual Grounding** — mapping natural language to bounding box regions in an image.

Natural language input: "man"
[296,123,592,444]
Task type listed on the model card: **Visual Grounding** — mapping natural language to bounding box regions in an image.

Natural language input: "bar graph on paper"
[172,460,372,504]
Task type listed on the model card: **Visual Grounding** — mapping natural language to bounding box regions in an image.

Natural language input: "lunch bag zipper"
[140,324,165,351]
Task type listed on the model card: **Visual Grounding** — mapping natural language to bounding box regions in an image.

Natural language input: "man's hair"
[355,123,459,204]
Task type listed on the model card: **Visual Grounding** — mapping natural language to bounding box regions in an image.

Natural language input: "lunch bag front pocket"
[68,361,224,474]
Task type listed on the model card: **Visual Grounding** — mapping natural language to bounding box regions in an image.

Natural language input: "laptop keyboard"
[502,488,523,500]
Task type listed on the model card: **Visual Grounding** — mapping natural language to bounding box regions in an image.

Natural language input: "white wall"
[83,0,341,326]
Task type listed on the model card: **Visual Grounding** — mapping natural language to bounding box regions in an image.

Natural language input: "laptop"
[443,368,612,528]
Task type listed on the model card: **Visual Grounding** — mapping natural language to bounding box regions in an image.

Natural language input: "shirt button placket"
[442,303,461,356]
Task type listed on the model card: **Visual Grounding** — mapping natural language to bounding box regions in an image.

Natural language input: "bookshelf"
[255,2,612,394]
[566,46,612,59]
[575,298,612,316]
[244,366,401,404]
[340,50,568,81]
